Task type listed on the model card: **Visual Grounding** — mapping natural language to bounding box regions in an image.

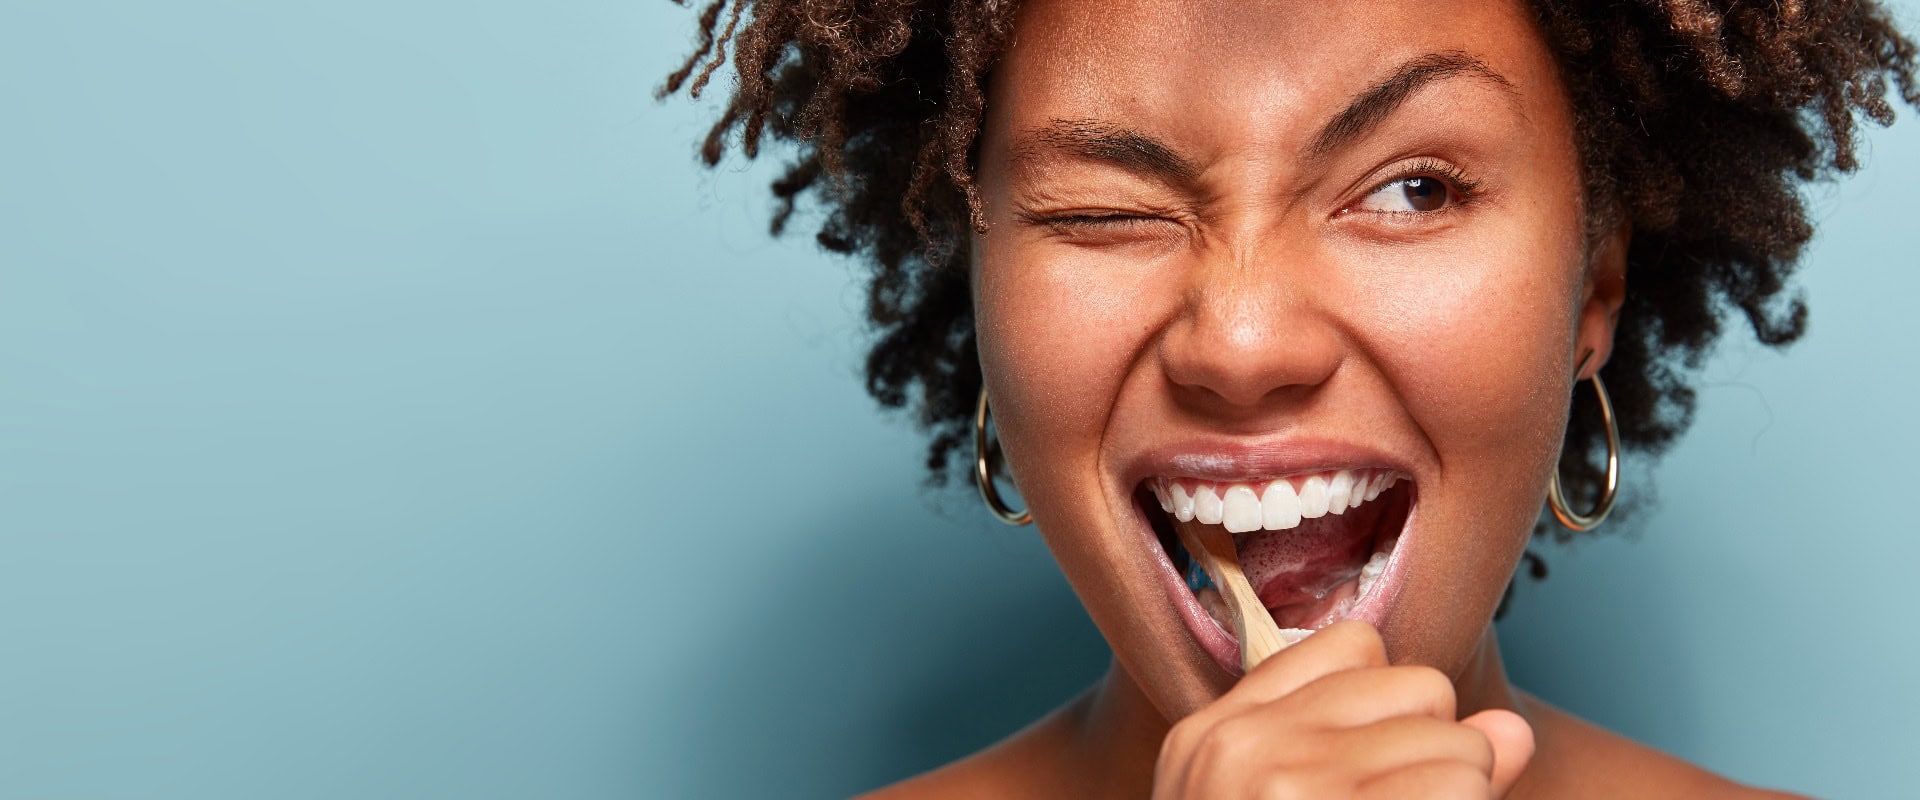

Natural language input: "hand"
[1154,620,1535,798]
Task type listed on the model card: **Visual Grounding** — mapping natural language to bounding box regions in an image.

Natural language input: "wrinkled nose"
[1157,243,1342,415]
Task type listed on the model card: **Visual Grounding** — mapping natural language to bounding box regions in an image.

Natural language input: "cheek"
[1348,239,1586,667]
[1356,235,1580,462]
[973,245,1169,461]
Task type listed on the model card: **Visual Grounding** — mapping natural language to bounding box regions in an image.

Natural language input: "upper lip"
[1115,436,1418,494]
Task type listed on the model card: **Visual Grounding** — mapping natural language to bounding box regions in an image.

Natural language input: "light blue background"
[1,2,1914,798]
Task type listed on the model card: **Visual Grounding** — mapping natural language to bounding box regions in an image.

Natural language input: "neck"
[1456,623,1529,720]
[1060,625,1530,798]
[1049,659,1160,797]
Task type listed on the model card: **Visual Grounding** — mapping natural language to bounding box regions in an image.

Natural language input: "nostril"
[1162,352,1340,412]
[1169,371,1315,411]
[1157,306,1344,409]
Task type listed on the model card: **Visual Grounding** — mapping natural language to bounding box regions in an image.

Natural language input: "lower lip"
[1135,493,1418,677]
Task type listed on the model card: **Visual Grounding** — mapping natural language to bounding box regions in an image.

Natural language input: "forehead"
[987,0,1563,149]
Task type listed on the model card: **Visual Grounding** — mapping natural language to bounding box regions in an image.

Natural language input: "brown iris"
[1398,176,1448,211]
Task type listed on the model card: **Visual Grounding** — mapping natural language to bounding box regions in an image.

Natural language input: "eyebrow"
[1305,50,1516,157]
[1008,50,1516,184]
[1011,117,1201,183]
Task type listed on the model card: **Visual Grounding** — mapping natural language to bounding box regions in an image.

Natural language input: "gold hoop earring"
[1548,364,1620,532]
[974,389,1032,526]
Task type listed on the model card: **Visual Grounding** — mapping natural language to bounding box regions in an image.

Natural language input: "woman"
[663,0,1915,796]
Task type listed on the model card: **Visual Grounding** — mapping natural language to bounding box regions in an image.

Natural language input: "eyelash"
[1031,212,1166,230]
[1357,158,1483,218]
[1024,158,1483,231]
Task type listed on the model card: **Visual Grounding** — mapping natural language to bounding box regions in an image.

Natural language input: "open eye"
[1344,158,1483,220]
[1354,175,1457,214]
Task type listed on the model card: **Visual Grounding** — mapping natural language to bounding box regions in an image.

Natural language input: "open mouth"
[1134,468,1417,674]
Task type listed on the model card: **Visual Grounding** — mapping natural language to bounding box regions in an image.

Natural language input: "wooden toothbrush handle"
[1176,524,1289,672]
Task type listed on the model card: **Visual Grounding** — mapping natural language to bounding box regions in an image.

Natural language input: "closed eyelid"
[1021,210,1188,230]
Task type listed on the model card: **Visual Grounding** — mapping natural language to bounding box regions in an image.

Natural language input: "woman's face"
[971,0,1624,717]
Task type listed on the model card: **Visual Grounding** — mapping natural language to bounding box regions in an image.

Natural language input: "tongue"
[1176,495,1389,629]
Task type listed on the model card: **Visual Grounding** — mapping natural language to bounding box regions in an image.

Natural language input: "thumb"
[1461,709,1534,797]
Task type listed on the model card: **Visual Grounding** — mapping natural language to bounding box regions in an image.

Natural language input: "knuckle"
[1152,743,1183,786]
[1161,716,1206,760]
[1253,770,1334,800]
[1254,777,1312,800]
[1431,763,1489,797]
[1461,725,1496,770]
[1393,665,1457,705]
[1363,763,1486,799]
[1192,715,1258,768]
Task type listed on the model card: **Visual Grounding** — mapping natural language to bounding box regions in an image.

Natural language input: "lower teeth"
[1196,536,1399,642]
[1352,536,1396,599]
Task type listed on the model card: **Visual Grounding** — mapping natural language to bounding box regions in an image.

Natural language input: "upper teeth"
[1152,469,1405,534]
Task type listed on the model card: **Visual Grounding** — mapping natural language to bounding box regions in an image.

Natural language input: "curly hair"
[660,0,1917,541]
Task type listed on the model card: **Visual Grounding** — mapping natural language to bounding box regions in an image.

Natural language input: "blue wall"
[0,2,1912,798]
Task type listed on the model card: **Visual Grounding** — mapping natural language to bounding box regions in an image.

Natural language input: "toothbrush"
[1175,524,1288,672]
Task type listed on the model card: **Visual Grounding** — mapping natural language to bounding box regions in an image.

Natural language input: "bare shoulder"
[1519,692,1809,800]
[857,746,1025,800]
[855,697,1090,800]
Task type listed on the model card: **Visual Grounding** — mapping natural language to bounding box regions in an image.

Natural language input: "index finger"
[1220,619,1390,711]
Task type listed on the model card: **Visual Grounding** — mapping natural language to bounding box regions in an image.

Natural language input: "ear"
[1574,216,1630,379]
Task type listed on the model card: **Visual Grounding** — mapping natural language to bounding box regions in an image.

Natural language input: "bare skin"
[864,0,1806,796]
[869,627,1801,798]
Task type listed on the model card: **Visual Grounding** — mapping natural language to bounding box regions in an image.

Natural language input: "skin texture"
[859,0,1805,797]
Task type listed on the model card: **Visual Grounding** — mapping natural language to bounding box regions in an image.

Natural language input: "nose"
[1157,240,1343,414]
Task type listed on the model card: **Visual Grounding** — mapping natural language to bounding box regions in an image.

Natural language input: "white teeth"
[1221,485,1262,533]
[1326,471,1354,515]
[1298,475,1331,518]
[1260,480,1302,530]
[1354,539,1395,599]
[1157,470,1407,530]
[1167,472,1407,647]
[1197,587,1232,630]
[1171,482,1195,522]
[1276,627,1313,645]
[1269,543,1397,645]
[1193,484,1224,525]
